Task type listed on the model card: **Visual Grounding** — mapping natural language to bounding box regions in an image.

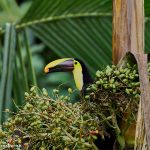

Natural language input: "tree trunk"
[112,0,150,149]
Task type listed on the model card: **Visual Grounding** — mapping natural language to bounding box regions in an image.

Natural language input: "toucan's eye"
[75,61,78,65]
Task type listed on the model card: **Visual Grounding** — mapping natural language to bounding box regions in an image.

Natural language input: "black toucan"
[44,58,115,150]
[44,58,93,91]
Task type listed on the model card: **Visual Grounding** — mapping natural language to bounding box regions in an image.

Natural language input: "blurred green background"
[0,0,150,123]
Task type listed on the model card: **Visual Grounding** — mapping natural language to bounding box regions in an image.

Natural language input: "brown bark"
[113,0,150,149]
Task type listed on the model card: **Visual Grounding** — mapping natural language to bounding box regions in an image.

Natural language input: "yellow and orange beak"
[44,58,74,74]
[44,58,83,91]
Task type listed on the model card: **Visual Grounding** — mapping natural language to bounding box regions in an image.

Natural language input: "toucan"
[44,58,93,92]
[44,58,115,150]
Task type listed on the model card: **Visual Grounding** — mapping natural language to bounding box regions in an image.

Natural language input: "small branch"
[111,111,125,150]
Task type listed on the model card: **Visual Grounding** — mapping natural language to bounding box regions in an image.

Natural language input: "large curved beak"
[44,58,74,74]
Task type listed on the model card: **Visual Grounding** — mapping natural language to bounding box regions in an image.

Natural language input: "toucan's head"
[44,58,84,90]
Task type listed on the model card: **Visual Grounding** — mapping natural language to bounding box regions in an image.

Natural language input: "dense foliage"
[1,62,149,149]
[0,88,100,149]
[0,0,150,124]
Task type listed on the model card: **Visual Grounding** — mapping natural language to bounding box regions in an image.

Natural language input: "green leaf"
[0,0,31,27]
[0,23,16,123]
[16,34,29,92]
[145,0,150,17]
[145,22,150,53]
[21,0,112,23]
[23,29,37,87]
[18,0,150,65]
[145,0,150,53]
[17,0,112,75]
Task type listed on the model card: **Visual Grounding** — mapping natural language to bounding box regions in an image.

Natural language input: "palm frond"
[16,0,113,75]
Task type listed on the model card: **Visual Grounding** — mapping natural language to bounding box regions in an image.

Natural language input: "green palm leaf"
[16,0,150,72]
[145,0,150,17]
[17,0,112,75]
[0,24,16,123]
[145,0,150,53]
